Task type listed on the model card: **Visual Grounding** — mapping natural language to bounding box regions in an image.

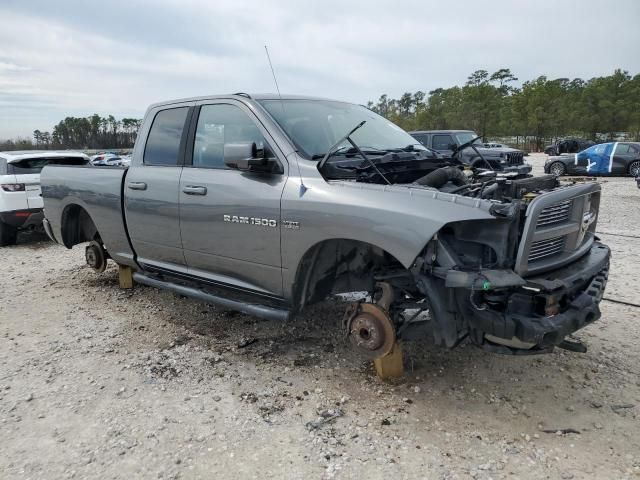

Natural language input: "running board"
[132,272,290,322]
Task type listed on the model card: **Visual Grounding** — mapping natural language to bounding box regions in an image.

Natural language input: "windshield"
[258,99,425,159]
[454,132,483,146]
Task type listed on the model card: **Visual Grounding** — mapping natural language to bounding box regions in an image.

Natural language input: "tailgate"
[21,173,43,209]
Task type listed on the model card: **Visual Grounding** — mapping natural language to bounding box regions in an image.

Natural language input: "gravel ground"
[1,153,639,479]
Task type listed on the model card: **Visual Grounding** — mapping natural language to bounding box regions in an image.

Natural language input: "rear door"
[178,100,287,298]
[124,104,193,270]
[611,143,639,174]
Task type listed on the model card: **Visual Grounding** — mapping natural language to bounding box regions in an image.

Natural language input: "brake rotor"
[85,240,107,273]
[345,302,396,359]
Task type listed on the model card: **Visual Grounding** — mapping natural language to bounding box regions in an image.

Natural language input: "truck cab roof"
[146,93,341,110]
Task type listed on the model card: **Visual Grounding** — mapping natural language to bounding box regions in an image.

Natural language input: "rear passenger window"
[432,135,453,150]
[615,143,637,155]
[144,107,189,166]
[192,104,264,169]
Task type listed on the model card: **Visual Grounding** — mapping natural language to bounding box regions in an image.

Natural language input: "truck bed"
[41,165,135,266]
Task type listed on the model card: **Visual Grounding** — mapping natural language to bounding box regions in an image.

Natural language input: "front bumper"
[458,242,610,354]
[0,208,44,229]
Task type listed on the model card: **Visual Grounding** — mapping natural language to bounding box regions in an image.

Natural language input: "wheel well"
[290,239,406,313]
[60,204,100,249]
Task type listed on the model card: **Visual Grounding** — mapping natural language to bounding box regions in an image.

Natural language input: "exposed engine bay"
[320,149,559,203]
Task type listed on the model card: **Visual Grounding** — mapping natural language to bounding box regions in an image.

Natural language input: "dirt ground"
[1,153,639,479]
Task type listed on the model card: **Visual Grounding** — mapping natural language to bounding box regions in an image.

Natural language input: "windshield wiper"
[317,121,366,168]
[317,121,392,185]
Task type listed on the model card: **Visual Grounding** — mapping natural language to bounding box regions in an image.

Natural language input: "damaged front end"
[319,147,610,356]
[407,180,610,354]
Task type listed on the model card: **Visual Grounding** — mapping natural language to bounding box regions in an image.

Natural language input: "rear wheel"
[549,161,566,176]
[0,221,18,247]
[629,160,640,177]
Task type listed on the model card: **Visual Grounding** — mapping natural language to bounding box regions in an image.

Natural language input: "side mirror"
[223,142,281,174]
[448,143,459,152]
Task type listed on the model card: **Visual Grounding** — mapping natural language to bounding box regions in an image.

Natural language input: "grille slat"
[537,200,572,228]
[507,152,524,165]
[537,213,570,226]
[527,236,565,262]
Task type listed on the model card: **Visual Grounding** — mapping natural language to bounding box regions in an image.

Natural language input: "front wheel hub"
[344,303,396,359]
[85,241,107,273]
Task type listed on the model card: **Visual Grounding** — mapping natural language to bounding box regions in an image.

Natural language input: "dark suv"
[544,138,595,156]
[409,130,531,174]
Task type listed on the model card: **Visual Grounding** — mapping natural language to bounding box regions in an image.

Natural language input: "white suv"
[0,151,89,246]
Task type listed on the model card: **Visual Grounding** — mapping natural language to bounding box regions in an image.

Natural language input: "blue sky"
[1,0,639,138]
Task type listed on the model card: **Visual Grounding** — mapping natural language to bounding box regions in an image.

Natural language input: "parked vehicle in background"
[41,94,610,358]
[91,153,119,166]
[483,142,507,148]
[409,130,531,174]
[0,150,89,246]
[544,142,640,177]
[544,138,595,156]
[118,155,132,167]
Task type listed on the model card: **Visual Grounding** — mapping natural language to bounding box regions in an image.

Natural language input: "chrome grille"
[507,152,524,165]
[528,235,565,262]
[537,199,572,227]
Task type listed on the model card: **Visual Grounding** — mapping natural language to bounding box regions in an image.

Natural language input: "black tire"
[0,221,18,247]
[549,161,566,176]
[628,160,640,178]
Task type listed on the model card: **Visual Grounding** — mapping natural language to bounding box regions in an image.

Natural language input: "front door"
[124,105,192,270]
[178,101,287,298]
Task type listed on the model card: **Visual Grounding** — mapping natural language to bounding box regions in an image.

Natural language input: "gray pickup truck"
[41,94,610,357]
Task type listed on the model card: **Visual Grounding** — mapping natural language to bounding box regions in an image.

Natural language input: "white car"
[0,150,90,246]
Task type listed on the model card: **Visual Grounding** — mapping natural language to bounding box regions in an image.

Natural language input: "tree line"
[0,115,142,151]
[2,70,638,152]
[367,69,640,149]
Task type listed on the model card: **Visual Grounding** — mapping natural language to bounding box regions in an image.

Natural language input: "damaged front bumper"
[456,242,610,354]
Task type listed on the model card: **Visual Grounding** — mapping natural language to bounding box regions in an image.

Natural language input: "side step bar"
[132,272,290,322]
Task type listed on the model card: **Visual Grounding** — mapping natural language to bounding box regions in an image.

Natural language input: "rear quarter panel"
[41,165,135,266]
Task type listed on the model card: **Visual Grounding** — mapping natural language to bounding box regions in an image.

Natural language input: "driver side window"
[432,134,453,150]
[192,104,264,169]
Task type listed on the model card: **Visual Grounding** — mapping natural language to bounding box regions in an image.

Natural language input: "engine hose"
[414,166,469,189]
[480,182,499,198]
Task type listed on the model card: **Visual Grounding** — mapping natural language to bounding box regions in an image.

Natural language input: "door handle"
[127,182,147,191]
[182,185,207,196]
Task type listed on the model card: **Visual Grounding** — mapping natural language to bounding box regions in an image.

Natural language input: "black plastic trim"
[133,272,290,321]
[142,263,288,309]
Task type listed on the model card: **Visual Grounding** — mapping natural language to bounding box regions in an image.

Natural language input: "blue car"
[544,142,640,177]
